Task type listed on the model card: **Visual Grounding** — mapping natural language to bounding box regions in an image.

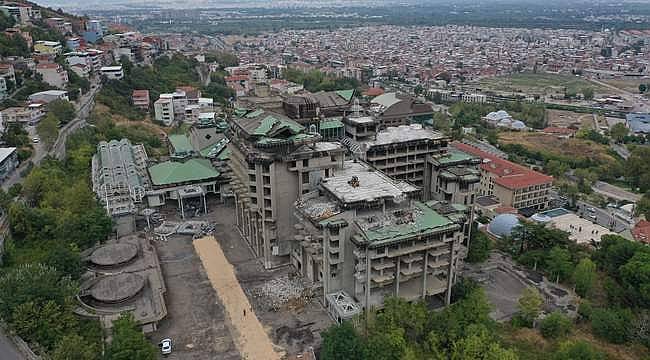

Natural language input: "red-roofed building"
[632,221,650,244]
[453,142,553,211]
[131,90,150,110]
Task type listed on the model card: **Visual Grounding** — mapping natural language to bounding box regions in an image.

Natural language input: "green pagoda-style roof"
[169,134,193,156]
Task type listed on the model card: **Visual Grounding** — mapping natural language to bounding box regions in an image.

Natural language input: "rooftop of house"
[353,201,458,246]
[453,142,553,190]
[361,124,445,147]
[132,89,149,98]
[632,220,650,244]
[321,160,418,205]
[431,149,479,166]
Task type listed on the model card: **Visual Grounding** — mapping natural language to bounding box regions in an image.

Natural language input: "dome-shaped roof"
[511,120,526,129]
[488,213,521,238]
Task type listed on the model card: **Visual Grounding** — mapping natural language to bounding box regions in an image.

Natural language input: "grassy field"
[479,72,608,95]
[499,324,648,360]
[546,109,594,129]
[601,77,650,94]
[498,131,617,165]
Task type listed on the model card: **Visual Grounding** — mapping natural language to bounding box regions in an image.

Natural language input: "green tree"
[105,313,157,360]
[37,113,60,148]
[619,251,650,307]
[637,193,650,221]
[609,123,628,143]
[1,123,29,147]
[517,287,543,327]
[552,340,605,360]
[320,322,365,360]
[47,99,76,124]
[52,334,98,360]
[0,263,77,323]
[467,230,491,263]
[581,87,594,100]
[539,311,572,339]
[450,325,518,360]
[11,300,76,350]
[590,307,632,344]
[545,160,569,177]
[364,326,407,360]
[546,246,573,282]
[573,258,596,297]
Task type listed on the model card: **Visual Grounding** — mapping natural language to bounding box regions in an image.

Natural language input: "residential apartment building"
[66,37,81,50]
[0,147,17,182]
[99,65,124,80]
[36,63,68,88]
[0,5,30,24]
[426,149,481,206]
[357,124,448,188]
[132,90,150,110]
[227,108,346,269]
[453,142,553,211]
[0,104,45,125]
[154,98,174,126]
[34,40,62,55]
[294,160,470,315]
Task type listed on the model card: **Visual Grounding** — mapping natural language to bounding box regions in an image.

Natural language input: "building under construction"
[294,160,470,316]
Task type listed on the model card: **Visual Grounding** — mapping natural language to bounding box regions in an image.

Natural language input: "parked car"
[32,137,39,143]
[160,338,172,355]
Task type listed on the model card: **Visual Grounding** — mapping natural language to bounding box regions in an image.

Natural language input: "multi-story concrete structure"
[132,90,150,110]
[369,92,434,128]
[294,160,470,313]
[357,124,448,188]
[454,142,553,211]
[100,65,124,80]
[426,149,481,205]
[0,147,17,182]
[36,63,68,88]
[0,104,45,126]
[227,108,346,268]
[154,97,174,126]
[157,91,187,123]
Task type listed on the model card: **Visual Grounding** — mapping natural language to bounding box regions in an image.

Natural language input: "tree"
[47,99,76,124]
[105,313,157,360]
[37,113,60,149]
[545,160,569,177]
[546,246,573,283]
[364,326,407,360]
[11,300,76,350]
[1,123,29,147]
[573,258,596,297]
[609,123,628,143]
[450,325,518,360]
[593,234,646,279]
[539,311,572,339]
[637,193,650,222]
[619,251,650,307]
[590,307,632,344]
[517,287,543,327]
[467,230,491,263]
[52,334,98,360]
[552,341,605,360]
[640,83,647,94]
[0,263,76,323]
[581,87,594,100]
[321,322,365,360]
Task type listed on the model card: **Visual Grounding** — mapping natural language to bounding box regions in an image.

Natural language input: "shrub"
[590,307,632,344]
[540,311,572,339]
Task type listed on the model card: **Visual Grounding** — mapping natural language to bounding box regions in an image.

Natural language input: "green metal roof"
[200,138,229,158]
[335,89,355,102]
[216,148,231,161]
[148,158,220,186]
[169,134,193,155]
[320,119,344,130]
[357,202,456,246]
[253,115,303,137]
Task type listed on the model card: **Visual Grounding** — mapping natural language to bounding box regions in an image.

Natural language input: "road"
[0,328,24,360]
[587,77,650,113]
[576,200,630,233]
[2,81,100,190]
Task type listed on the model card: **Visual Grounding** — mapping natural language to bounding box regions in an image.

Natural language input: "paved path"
[194,236,282,360]
[0,328,25,360]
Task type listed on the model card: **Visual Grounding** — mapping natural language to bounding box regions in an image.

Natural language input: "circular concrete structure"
[89,273,145,304]
[89,243,138,267]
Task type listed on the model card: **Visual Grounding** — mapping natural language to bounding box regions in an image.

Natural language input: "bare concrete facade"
[227,109,346,269]
[294,161,470,311]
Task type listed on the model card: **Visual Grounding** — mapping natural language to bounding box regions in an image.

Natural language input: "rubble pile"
[254,275,313,311]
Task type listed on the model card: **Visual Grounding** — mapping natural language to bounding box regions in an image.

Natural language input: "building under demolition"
[227,108,346,269]
[294,160,471,318]
[91,139,149,235]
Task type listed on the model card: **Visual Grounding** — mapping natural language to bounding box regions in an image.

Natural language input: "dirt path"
[194,236,283,360]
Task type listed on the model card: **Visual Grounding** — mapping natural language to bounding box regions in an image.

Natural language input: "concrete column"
[365,246,371,315]
[179,195,184,219]
[203,193,207,214]
[445,240,455,305]
[323,227,329,305]
[395,255,400,297]
[422,250,428,298]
